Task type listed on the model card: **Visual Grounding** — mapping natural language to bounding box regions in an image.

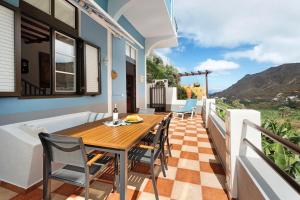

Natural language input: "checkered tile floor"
[0,115,229,200]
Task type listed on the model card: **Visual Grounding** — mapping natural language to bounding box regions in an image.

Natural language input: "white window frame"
[84,43,100,95]
[54,31,76,93]
[126,43,137,61]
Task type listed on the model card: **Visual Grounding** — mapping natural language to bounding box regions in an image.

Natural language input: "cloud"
[224,37,300,64]
[176,66,188,73]
[194,59,240,72]
[175,0,300,64]
[154,48,172,65]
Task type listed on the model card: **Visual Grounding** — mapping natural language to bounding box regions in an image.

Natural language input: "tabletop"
[56,114,165,150]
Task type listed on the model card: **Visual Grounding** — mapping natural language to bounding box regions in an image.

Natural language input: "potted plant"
[185,86,192,98]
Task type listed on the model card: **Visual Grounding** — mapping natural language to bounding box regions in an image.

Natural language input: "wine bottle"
[113,104,118,125]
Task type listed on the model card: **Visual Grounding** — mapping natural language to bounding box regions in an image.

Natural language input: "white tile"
[175,126,186,130]
[39,180,64,192]
[181,145,198,153]
[171,150,181,158]
[158,166,177,180]
[52,193,68,200]
[198,153,219,163]
[169,139,183,145]
[178,159,200,171]
[185,129,197,134]
[197,134,208,138]
[172,132,185,136]
[128,172,150,191]
[200,172,226,189]
[171,181,202,200]
[84,182,112,200]
[138,192,170,200]
[0,187,17,200]
[198,142,213,148]
[184,136,198,141]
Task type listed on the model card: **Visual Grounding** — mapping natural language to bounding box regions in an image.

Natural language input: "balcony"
[0,100,299,200]
[1,114,229,200]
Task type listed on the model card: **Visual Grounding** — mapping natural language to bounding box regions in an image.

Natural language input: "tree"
[146,54,180,87]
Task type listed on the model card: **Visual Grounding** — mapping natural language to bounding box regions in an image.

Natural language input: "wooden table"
[55,114,165,200]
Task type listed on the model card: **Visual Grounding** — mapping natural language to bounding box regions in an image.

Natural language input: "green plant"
[262,119,300,183]
[146,55,179,87]
[177,85,187,100]
[278,106,292,117]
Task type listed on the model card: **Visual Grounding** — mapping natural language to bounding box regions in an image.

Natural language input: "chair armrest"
[139,144,156,150]
[87,153,103,166]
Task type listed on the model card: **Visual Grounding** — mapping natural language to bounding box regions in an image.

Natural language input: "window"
[23,0,51,14]
[85,44,100,94]
[126,44,130,57]
[0,5,15,94]
[55,0,76,28]
[55,32,76,93]
[126,44,137,61]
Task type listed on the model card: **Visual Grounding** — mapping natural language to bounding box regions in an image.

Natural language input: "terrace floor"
[0,115,229,200]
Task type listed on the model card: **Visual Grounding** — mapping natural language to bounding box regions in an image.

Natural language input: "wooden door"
[126,61,136,113]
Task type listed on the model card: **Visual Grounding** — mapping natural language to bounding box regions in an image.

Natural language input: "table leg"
[119,150,128,200]
[43,152,51,200]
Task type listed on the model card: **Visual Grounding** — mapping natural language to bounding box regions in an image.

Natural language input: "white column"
[225,109,261,199]
[204,98,215,128]
[107,31,113,116]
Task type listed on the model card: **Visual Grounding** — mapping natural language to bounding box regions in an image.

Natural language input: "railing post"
[225,109,261,199]
[204,98,215,128]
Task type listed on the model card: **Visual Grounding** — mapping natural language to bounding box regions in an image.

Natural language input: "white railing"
[202,99,299,199]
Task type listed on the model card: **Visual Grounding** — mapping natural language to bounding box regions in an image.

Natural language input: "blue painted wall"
[111,37,126,107]
[0,12,109,116]
[3,0,19,7]
[112,15,146,109]
[118,16,145,47]
[94,0,108,12]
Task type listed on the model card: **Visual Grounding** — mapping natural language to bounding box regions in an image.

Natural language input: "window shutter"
[0,5,15,94]
[85,44,100,94]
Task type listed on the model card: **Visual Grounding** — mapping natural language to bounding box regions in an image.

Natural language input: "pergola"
[178,70,212,97]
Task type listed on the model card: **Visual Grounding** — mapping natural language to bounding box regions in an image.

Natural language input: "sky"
[155,0,300,93]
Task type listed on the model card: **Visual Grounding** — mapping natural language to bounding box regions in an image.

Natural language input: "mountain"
[214,63,300,100]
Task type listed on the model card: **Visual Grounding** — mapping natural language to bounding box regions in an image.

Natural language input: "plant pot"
[185,87,192,98]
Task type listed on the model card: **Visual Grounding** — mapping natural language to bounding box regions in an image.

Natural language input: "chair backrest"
[152,119,166,150]
[138,108,155,114]
[39,132,87,167]
[161,113,173,142]
[183,99,197,110]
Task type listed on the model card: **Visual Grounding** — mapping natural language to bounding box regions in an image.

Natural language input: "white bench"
[0,111,109,189]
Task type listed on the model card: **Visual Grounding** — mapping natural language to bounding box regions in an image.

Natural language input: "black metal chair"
[141,113,173,159]
[39,133,114,200]
[128,121,168,200]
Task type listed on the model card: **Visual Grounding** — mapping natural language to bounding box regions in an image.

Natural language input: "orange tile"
[107,189,141,200]
[183,140,198,146]
[171,135,184,140]
[172,144,182,150]
[180,151,199,160]
[167,157,179,167]
[132,163,151,174]
[174,128,186,133]
[54,183,83,196]
[198,137,210,142]
[175,168,201,185]
[198,147,217,155]
[200,162,225,175]
[144,178,174,197]
[202,186,229,200]
[185,132,197,137]
[11,188,43,200]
